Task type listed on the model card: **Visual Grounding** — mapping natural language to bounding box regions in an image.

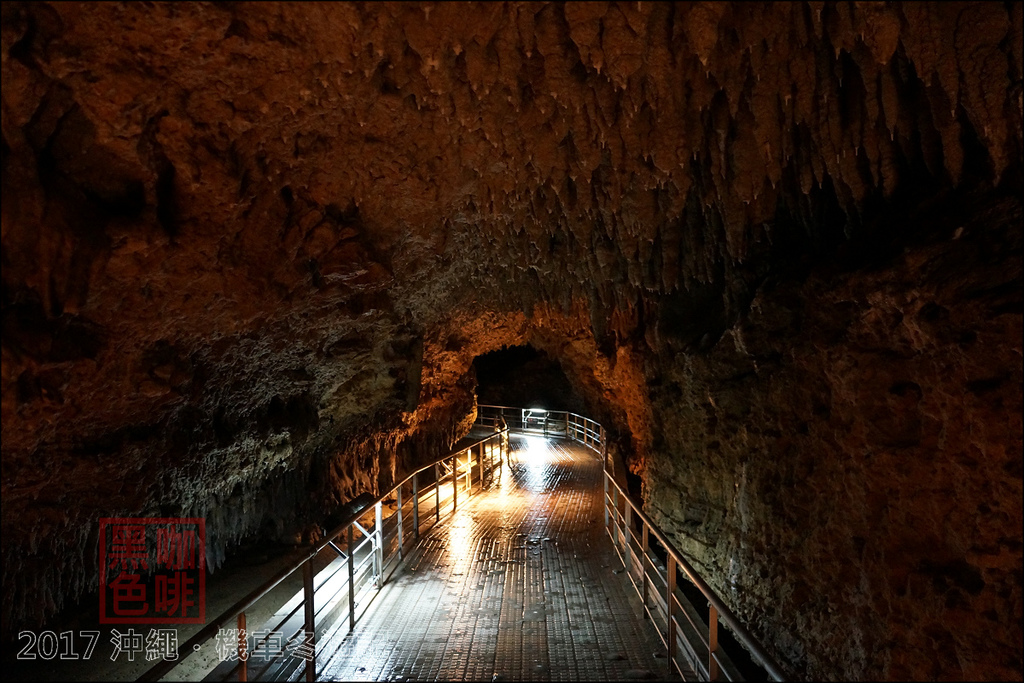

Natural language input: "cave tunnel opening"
[473,344,643,503]
[472,344,585,414]
[472,343,764,679]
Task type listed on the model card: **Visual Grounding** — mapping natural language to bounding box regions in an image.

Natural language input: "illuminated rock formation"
[2,2,1020,678]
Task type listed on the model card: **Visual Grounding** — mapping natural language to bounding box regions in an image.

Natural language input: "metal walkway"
[314,434,685,682]
[139,409,781,682]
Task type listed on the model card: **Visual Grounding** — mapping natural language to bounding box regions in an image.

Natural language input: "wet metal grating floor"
[315,435,688,682]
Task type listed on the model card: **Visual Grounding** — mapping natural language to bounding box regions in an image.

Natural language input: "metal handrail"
[604,474,786,681]
[476,404,605,447]
[141,401,782,682]
[138,427,508,682]
[476,404,785,682]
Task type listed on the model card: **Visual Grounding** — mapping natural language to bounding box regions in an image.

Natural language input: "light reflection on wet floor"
[316,435,682,682]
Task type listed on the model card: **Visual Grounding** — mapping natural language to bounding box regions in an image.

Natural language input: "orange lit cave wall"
[2,3,1021,679]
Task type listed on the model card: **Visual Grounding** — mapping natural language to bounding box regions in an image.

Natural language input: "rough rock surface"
[1,2,1021,680]
[647,192,1023,680]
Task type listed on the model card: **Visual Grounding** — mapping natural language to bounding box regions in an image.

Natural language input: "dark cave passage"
[473,345,585,414]
[2,2,1021,680]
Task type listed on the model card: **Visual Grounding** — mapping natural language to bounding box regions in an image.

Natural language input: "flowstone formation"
[2,2,1020,679]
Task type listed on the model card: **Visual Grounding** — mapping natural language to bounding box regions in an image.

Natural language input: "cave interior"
[1,1,1022,680]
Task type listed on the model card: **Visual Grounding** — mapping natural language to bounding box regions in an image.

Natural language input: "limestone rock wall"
[1,2,1021,679]
[645,192,1022,680]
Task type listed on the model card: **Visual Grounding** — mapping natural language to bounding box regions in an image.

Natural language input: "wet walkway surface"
[316,435,684,682]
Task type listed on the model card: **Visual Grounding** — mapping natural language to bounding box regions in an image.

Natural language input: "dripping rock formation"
[1,2,1021,680]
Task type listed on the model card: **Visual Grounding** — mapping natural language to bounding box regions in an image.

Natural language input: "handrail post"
[302,557,315,682]
[237,612,247,682]
[667,556,677,669]
[613,487,620,545]
[412,473,420,540]
[347,525,355,631]
[709,603,720,681]
[641,525,650,616]
[603,472,610,529]
[452,456,457,511]
[434,462,441,522]
[486,440,491,483]
[396,483,404,559]
[624,503,633,574]
[374,501,384,587]
[477,443,484,486]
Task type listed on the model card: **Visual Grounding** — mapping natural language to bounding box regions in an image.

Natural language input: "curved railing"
[475,404,604,449]
[138,427,508,682]
[477,404,785,682]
